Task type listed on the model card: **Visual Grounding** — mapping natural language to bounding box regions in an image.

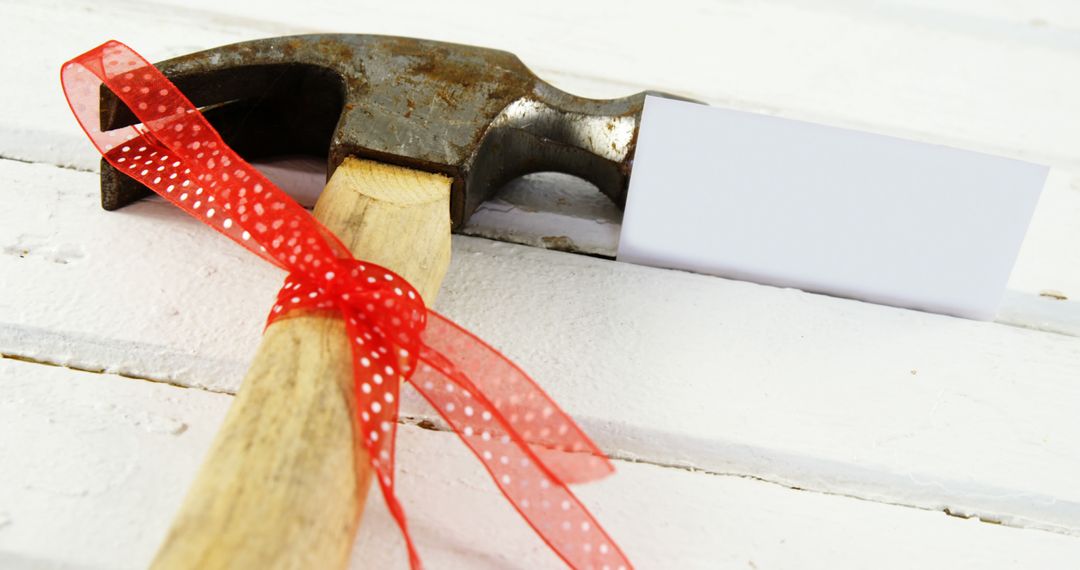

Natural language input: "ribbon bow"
[62,41,631,570]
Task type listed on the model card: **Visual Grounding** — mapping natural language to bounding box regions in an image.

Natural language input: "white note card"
[617,96,1048,319]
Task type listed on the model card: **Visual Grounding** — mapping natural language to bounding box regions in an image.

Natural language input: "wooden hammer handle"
[151,158,453,569]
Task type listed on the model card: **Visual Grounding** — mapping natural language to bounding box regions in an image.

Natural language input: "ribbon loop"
[63,40,631,570]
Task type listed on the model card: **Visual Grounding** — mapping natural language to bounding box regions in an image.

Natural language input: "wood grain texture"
[150,159,451,569]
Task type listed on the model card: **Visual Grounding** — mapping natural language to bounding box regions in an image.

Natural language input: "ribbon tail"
[375,472,424,570]
[410,341,632,569]
[342,309,426,569]
[422,311,614,483]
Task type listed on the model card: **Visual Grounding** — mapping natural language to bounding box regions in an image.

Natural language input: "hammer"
[99,35,665,568]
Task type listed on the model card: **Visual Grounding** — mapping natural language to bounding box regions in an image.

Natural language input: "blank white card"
[617,96,1048,319]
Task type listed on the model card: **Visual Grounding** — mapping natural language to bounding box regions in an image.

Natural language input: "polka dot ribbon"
[62,41,631,570]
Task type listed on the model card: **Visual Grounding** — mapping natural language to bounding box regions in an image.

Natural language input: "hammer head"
[100,34,679,227]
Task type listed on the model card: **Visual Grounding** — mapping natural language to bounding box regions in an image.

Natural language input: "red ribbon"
[62,41,631,570]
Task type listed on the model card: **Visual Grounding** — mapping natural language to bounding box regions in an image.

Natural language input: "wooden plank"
[4,0,1077,333]
[3,356,1080,569]
[87,0,1080,168]
[3,159,1079,536]
[1002,170,1080,333]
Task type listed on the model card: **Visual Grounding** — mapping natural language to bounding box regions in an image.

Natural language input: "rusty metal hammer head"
[100,34,682,227]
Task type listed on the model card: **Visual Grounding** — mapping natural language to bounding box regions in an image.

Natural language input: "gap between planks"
[0,154,95,172]
[7,354,1080,569]
[0,352,227,395]
[0,350,1032,539]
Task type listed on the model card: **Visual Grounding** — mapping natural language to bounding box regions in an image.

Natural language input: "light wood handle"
[151,158,453,569]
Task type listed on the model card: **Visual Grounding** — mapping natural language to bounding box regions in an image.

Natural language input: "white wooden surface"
[5,357,1080,570]
[3,0,1080,568]
[4,0,1079,330]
